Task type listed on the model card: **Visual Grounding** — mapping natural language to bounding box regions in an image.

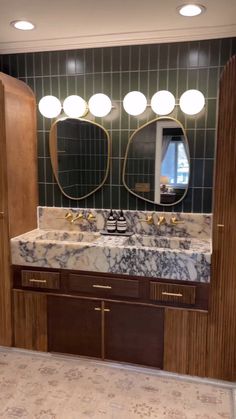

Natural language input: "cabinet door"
[48,296,102,358]
[104,302,164,368]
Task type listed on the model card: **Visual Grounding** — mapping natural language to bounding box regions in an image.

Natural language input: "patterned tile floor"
[0,347,235,419]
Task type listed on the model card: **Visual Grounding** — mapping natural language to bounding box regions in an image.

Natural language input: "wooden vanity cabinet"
[12,265,208,374]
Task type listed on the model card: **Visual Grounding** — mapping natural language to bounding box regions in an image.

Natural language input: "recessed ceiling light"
[10,20,35,30]
[177,4,206,17]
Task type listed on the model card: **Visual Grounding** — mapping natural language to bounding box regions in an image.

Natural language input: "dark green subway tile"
[177,69,188,98]
[18,54,26,77]
[59,75,68,99]
[193,159,204,187]
[179,43,189,68]
[139,71,148,97]
[66,50,76,75]
[25,53,34,77]
[50,51,59,75]
[42,52,50,76]
[42,76,51,96]
[85,49,93,73]
[76,74,85,96]
[140,45,149,71]
[195,130,205,158]
[198,68,208,96]
[130,45,140,71]
[205,130,216,158]
[111,47,121,72]
[103,47,112,72]
[38,183,46,206]
[209,40,220,66]
[149,44,159,70]
[168,69,177,96]
[93,49,102,73]
[75,50,85,74]
[220,38,232,66]
[158,70,167,89]
[84,73,93,99]
[188,44,199,67]
[203,188,212,213]
[94,72,103,93]
[102,72,112,96]
[159,44,168,69]
[149,71,158,95]
[193,188,202,212]
[198,41,210,67]
[204,159,214,187]
[169,44,179,69]
[112,72,121,100]
[208,67,219,97]
[207,99,216,129]
[121,46,130,71]
[187,69,198,89]
[58,51,67,75]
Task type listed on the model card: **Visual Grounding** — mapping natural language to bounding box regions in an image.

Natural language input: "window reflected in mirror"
[49,118,111,200]
[122,117,190,206]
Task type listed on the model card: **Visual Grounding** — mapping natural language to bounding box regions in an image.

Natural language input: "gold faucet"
[87,212,96,222]
[64,212,84,224]
[157,216,167,226]
[64,212,74,223]
[140,213,154,225]
[73,212,84,223]
[170,216,184,225]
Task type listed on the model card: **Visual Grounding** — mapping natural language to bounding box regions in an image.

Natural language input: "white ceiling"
[0,0,236,54]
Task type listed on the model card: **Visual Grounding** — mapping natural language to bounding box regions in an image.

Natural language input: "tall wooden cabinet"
[207,55,236,381]
[0,72,38,346]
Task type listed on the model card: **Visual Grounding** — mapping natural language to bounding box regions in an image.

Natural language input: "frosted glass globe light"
[151,91,175,115]
[63,95,87,118]
[178,4,205,17]
[123,91,147,116]
[38,95,61,118]
[179,89,205,115]
[88,94,112,117]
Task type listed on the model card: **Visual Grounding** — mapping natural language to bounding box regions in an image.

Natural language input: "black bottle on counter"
[106,209,117,233]
[117,210,127,234]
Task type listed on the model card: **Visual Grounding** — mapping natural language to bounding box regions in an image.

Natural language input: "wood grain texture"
[22,270,60,290]
[0,72,38,346]
[0,72,38,238]
[207,55,236,381]
[13,290,47,351]
[164,308,207,377]
[150,282,196,305]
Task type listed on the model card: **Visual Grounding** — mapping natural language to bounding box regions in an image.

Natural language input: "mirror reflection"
[49,118,110,200]
[123,117,190,206]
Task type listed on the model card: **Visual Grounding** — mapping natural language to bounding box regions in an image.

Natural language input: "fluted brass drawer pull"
[161,291,183,297]
[104,308,110,312]
[92,284,112,289]
[94,307,101,311]
[29,279,47,284]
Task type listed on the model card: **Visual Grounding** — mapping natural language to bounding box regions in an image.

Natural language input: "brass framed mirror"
[49,117,111,200]
[122,117,190,206]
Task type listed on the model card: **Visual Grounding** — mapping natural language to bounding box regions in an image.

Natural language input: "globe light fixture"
[179,89,205,115]
[123,91,147,116]
[88,93,112,117]
[151,90,176,115]
[63,95,88,118]
[38,95,61,118]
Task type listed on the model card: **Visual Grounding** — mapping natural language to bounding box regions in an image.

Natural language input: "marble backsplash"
[38,207,212,239]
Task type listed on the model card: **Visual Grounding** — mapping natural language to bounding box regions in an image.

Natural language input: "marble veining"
[38,207,212,239]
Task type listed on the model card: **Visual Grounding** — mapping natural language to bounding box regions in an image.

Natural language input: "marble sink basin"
[123,234,211,253]
[35,230,100,243]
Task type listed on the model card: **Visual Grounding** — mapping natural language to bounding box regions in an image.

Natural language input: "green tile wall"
[1,37,236,212]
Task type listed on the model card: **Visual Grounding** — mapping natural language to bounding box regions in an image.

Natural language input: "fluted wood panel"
[0,73,38,346]
[207,55,236,381]
[13,290,47,351]
[164,308,207,377]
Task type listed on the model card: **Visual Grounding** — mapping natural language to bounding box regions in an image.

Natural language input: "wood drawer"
[150,282,196,305]
[67,274,140,299]
[21,270,60,290]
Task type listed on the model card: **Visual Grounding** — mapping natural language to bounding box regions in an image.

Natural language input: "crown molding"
[1,24,236,54]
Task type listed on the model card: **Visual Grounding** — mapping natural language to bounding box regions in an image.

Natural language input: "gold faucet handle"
[140,214,154,225]
[64,212,74,223]
[170,216,184,225]
[73,212,84,223]
[157,216,167,226]
[87,213,96,222]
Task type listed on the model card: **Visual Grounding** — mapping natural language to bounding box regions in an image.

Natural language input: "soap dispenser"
[117,210,127,234]
[106,209,117,233]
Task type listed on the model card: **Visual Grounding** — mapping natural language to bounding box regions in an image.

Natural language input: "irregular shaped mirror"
[50,118,110,200]
[123,117,190,206]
